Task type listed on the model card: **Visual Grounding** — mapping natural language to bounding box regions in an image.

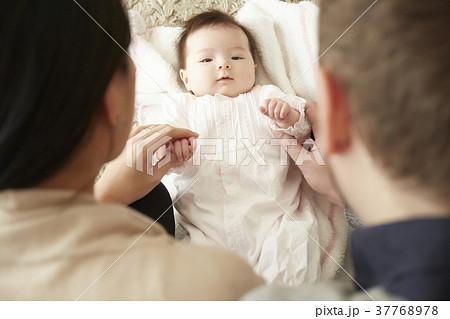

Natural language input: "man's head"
[318,0,450,222]
[177,10,258,97]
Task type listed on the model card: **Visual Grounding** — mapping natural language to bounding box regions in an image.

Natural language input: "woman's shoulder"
[150,242,264,300]
[64,195,264,300]
[0,188,262,300]
[93,211,264,300]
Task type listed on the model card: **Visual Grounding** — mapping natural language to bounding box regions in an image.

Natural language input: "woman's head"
[0,0,132,190]
[177,10,258,97]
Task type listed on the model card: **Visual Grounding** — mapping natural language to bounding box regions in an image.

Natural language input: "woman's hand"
[273,102,344,207]
[95,124,199,205]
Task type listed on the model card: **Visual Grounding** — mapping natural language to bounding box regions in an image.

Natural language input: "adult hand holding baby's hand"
[171,137,195,163]
[272,102,344,208]
[95,124,198,205]
[259,98,300,128]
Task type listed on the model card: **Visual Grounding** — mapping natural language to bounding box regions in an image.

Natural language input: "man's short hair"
[177,10,258,69]
[319,0,450,203]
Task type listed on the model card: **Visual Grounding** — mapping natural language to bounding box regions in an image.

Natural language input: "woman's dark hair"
[0,0,131,190]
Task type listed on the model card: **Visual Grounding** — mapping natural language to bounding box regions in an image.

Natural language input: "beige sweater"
[0,188,263,300]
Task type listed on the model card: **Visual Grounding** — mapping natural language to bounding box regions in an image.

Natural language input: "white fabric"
[139,85,322,286]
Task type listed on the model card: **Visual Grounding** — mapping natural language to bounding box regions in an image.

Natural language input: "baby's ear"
[179,69,189,90]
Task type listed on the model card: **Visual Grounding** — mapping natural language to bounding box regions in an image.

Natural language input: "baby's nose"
[217,64,231,70]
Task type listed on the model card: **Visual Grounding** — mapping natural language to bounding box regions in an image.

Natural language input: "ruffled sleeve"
[259,85,311,142]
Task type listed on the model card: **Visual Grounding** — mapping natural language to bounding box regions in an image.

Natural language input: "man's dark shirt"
[352,218,450,300]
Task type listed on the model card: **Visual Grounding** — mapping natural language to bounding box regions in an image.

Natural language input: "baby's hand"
[259,98,300,128]
[170,137,195,162]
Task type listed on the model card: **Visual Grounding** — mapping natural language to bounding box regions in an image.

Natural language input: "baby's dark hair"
[177,10,257,69]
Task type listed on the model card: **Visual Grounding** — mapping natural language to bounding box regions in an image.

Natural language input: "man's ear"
[317,68,352,154]
[179,69,190,91]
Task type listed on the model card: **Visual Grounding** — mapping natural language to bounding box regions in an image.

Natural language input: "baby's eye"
[231,57,243,60]
[200,58,212,63]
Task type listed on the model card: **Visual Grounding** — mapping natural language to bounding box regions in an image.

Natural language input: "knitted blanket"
[122,0,316,28]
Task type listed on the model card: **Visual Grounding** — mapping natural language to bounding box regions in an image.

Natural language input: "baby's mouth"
[217,76,234,81]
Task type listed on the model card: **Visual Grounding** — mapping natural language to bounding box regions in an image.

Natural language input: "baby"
[139,10,324,286]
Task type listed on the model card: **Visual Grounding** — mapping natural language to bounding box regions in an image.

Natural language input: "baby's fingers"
[188,137,196,151]
[262,98,272,110]
[274,101,287,121]
[180,138,190,161]
[172,140,183,162]
[279,103,291,120]
[268,99,278,119]
[259,106,268,115]
[260,99,286,120]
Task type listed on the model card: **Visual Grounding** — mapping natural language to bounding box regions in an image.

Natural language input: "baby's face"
[180,25,256,97]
